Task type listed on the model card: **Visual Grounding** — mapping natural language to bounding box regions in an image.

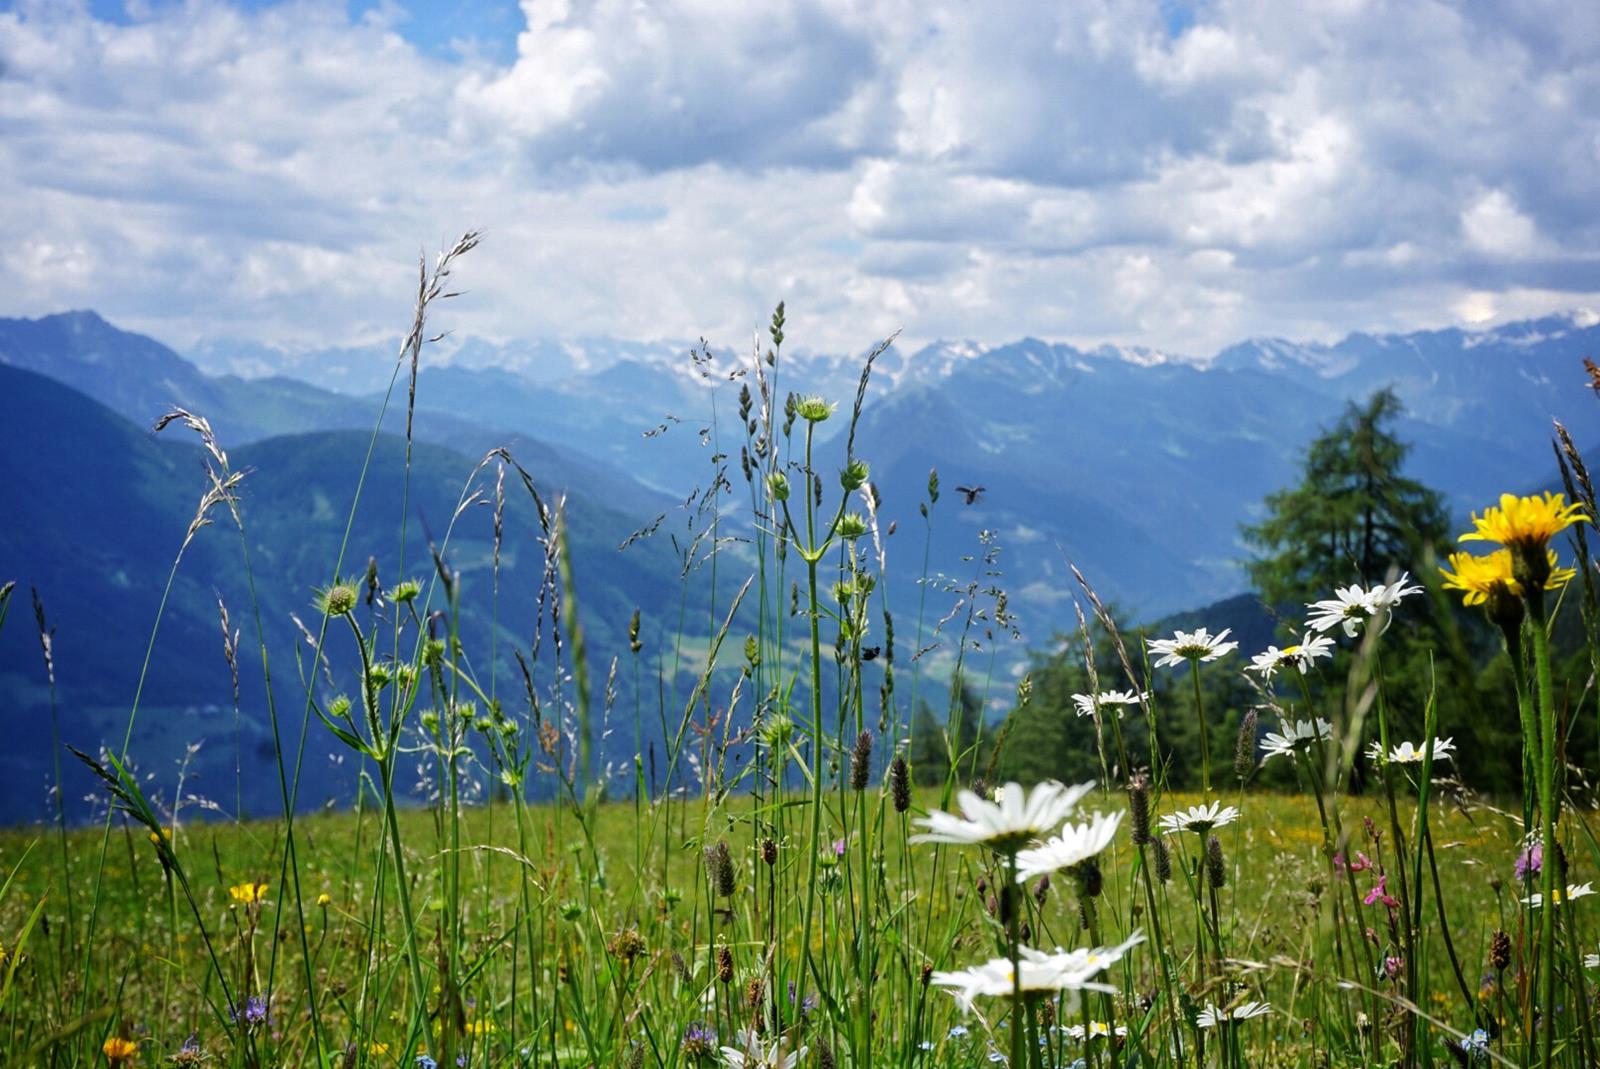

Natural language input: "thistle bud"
[889,756,911,813]
[704,841,736,898]
[716,945,734,984]
[1205,835,1227,889]
[850,731,873,790]
[1128,775,1151,846]
[1153,836,1173,883]
[1235,708,1259,782]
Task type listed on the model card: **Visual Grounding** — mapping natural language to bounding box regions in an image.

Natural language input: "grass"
[0,246,1594,1069]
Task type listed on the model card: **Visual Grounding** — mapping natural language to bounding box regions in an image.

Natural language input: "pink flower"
[1363,875,1399,909]
[1349,851,1373,873]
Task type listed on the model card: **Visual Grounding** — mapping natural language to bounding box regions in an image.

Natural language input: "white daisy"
[1071,689,1149,718]
[1015,811,1124,881]
[1196,1001,1273,1028]
[1158,802,1240,836]
[1260,718,1333,761]
[1246,633,1336,678]
[1366,737,1455,766]
[931,934,1144,1014]
[1522,882,1595,908]
[1147,627,1239,670]
[1306,573,1423,638]
[912,781,1094,854]
[1064,1021,1128,1041]
[720,1032,808,1069]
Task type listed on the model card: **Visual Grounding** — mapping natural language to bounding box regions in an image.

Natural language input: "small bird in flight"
[955,484,986,505]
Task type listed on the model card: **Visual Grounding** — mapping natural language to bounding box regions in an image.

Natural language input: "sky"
[2,0,1599,358]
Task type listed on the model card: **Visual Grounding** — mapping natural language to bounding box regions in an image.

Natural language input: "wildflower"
[931,933,1144,1013]
[889,756,912,813]
[850,730,873,790]
[1070,690,1147,718]
[1205,835,1227,889]
[1158,801,1240,836]
[1259,718,1333,762]
[1459,1028,1490,1060]
[228,881,268,905]
[1196,1001,1272,1028]
[315,581,359,617]
[1064,1021,1127,1041]
[416,1058,438,1069]
[317,892,332,907]
[1461,491,1589,554]
[103,1037,139,1063]
[609,928,646,965]
[1490,930,1512,970]
[1127,775,1151,845]
[1363,875,1400,909]
[1367,737,1455,765]
[831,838,847,858]
[835,512,869,540]
[793,396,836,424]
[719,1030,808,1069]
[1516,841,1543,880]
[1521,882,1595,908]
[911,781,1093,855]
[1306,574,1423,637]
[948,1026,969,1040]
[682,1023,718,1060]
[171,1034,206,1067]
[704,841,736,897]
[1147,627,1238,669]
[1246,633,1335,678]
[230,994,268,1028]
[1014,811,1124,881]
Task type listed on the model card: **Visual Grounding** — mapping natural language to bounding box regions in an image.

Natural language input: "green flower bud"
[768,471,790,502]
[318,582,359,617]
[836,512,868,540]
[795,396,835,423]
[840,458,870,491]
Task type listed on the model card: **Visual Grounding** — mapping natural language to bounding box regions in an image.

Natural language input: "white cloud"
[0,0,1597,359]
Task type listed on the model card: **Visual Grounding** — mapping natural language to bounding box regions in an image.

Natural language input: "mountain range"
[2,308,1598,822]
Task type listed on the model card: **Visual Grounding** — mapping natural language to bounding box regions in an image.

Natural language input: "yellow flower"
[1440,548,1574,605]
[1460,491,1588,551]
[229,881,268,905]
[467,1019,496,1036]
[316,892,332,907]
[102,1036,139,1063]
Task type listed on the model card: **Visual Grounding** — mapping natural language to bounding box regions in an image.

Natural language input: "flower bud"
[768,472,790,503]
[1128,775,1151,846]
[850,730,873,790]
[1206,835,1227,889]
[840,458,870,492]
[795,396,835,423]
[889,756,911,813]
[1153,836,1173,883]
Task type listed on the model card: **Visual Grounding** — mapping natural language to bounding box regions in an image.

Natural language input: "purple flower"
[1516,842,1543,880]
[681,1022,718,1059]
[228,994,268,1028]
[832,838,847,857]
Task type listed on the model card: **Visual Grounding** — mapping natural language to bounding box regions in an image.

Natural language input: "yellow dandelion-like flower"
[316,892,332,907]
[102,1036,139,1063]
[1460,492,1588,551]
[467,1019,496,1036]
[229,881,268,905]
[367,1040,390,1056]
[1440,549,1574,605]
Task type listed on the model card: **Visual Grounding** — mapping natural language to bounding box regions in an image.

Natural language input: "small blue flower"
[948,1025,970,1040]
[919,1041,934,1051]
[987,1049,1008,1064]
[1459,1029,1490,1060]
[415,1057,438,1069]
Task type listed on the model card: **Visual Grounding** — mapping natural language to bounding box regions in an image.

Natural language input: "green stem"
[1528,585,1560,1069]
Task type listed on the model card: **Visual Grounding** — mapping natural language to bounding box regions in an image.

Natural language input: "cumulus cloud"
[0,0,1598,357]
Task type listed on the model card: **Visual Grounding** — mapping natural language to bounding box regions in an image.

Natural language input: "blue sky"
[2,0,1598,356]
